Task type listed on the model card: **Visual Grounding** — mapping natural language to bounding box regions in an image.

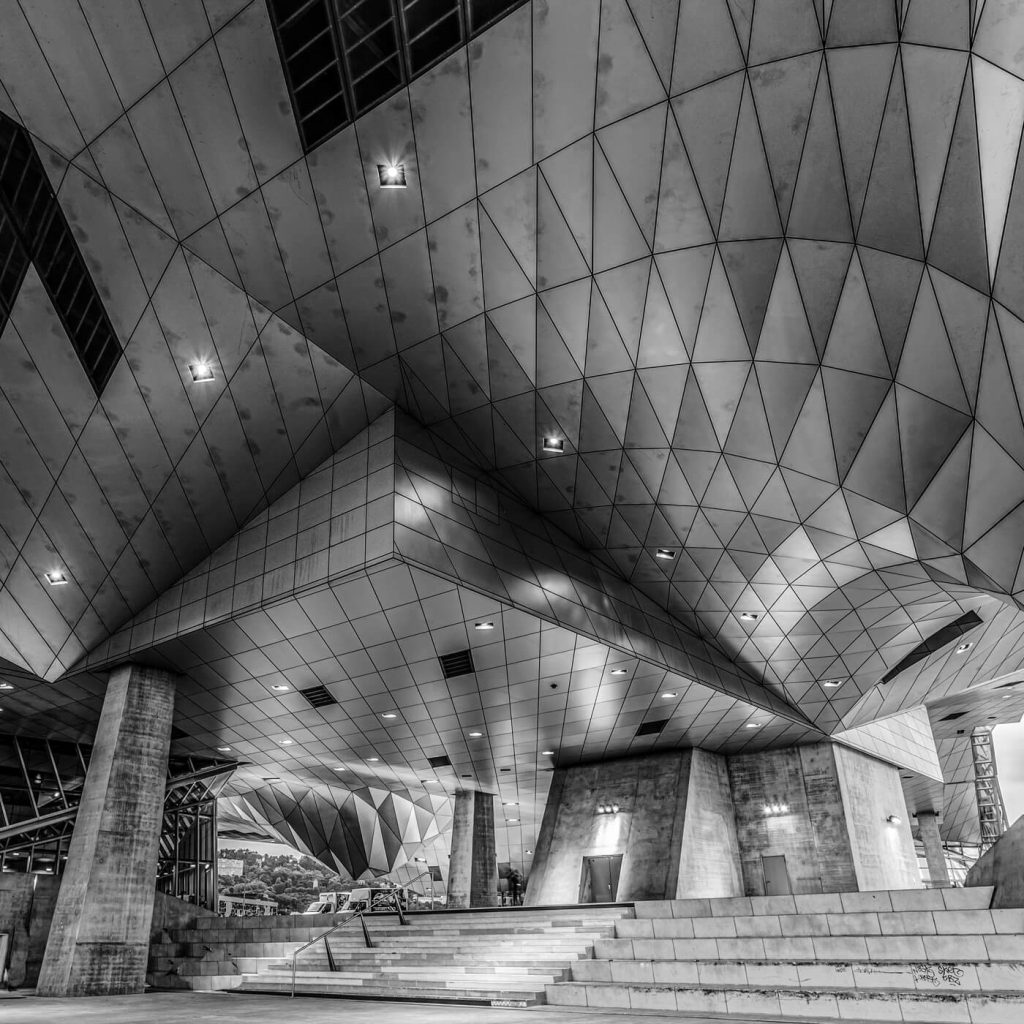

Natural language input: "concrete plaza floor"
[0,991,810,1023]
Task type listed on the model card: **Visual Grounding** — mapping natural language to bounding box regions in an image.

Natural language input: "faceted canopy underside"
[4,0,1024,857]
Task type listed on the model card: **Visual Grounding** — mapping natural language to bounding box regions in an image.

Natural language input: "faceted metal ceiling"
[3,0,1024,858]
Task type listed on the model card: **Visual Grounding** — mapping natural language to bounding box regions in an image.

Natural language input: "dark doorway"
[761,854,792,895]
[579,854,623,903]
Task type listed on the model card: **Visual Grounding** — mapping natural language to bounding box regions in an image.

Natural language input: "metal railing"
[290,911,375,996]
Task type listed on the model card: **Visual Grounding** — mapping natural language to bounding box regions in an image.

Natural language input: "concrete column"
[917,811,950,887]
[447,790,497,908]
[37,664,176,996]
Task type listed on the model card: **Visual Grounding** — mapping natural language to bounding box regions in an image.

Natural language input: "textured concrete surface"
[0,875,60,988]
[36,664,176,997]
[967,813,1024,906]
[447,790,498,908]
[0,991,811,1023]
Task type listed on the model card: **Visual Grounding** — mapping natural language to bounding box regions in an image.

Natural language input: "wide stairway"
[234,905,627,1005]
[547,885,1024,1022]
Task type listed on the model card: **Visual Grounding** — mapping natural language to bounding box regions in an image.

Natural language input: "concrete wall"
[729,743,857,895]
[677,748,742,898]
[966,813,1024,907]
[0,874,60,988]
[526,751,692,905]
[833,743,919,891]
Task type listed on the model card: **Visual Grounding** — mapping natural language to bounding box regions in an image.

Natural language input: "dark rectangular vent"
[427,754,451,768]
[0,114,121,395]
[439,649,474,678]
[879,610,982,685]
[635,719,669,737]
[940,711,968,722]
[300,684,338,708]
[997,679,1022,689]
[268,0,528,152]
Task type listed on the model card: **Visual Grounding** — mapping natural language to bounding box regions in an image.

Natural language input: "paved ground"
[0,991,806,1023]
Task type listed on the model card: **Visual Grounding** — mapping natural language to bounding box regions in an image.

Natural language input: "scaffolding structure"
[971,727,1009,850]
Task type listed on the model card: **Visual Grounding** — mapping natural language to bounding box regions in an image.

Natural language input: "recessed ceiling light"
[823,679,843,688]
[956,642,973,653]
[44,570,69,586]
[474,621,494,630]
[368,757,379,762]
[381,712,398,719]
[0,682,13,690]
[745,722,760,728]
[504,801,518,806]
[333,766,345,771]
[542,750,555,756]
[188,361,215,383]
[661,692,677,698]
[542,437,564,453]
[610,668,628,675]
[468,731,483,738]
[525,849,533,854]
[655,548,676,560]
[271,684,290,692]
[740,612,759,621]
[377,163,407,188]
[279,739,293,746]
[507,818,519,823]
[217,746,231,752]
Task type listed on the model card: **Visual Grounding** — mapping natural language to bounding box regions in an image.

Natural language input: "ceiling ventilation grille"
[439,649,475,678]
[268,0,528,152]
[300,685,338,708]
[635,719,669,737]
[0,113,121,394]
[879,610,983,685]
[427,754,451,768]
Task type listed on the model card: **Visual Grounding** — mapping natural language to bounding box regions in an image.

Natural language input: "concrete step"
[547,980,1024,1022]
[631,886,995,922]
[597,933,1024,963]
[570,957,1024,993]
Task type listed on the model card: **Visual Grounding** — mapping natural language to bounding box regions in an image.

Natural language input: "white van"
[340,886,408,913]
[301,890,350,914]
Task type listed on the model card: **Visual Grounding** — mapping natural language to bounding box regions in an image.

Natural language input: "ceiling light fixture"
[474,621,494,630]
[507,818,519,823]
[745,722,760,728]
[542,437,564,453]
[217,746,231,752]
[763,803,789,815]
[271,684,290,692]
[44,570,69,586]
[377,163,407,188]
[740,612,759,621]
[596,804,621,815]
[188,361,215,383]
[886,814,902,825]
[279,739,293,746]
[542,750,555,756]
[263,777,280,782]
[655,548,676,560]
[525,849,533,854]
[469,731,483,738]
[610,668,628,675]
[956,642,973,654]
[0,682,13,690]
[504,801,518,807]
[823,679,843,688]
[414,857,427,863]
[381,712,398,719]
[368,757,379,762]
[662,691,677,698]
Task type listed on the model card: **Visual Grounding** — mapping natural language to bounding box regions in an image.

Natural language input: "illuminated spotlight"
[474,621,494,630]
[655,548,676,560]
[333,766,346,771]
[0,682,13,690]
[468,731,484,738]
[368,757,380,762]
[956,642,973,653]
[507,818,519,823]
[745,722,761,728]
[823,679,843,688]
[504,802,518,807]
[188,361,215,383]
[610,668,628,675]
[525,849,533,854]
[542,750,555,756]
[739,611,759,621]
[381,712,398,719]
[271,684,290,692]
[886,814,902,825]
[377,163,407,188]
[279,739,293,746]
[542,436,564,453]
[216,746,231,753]
[44,570,69,586]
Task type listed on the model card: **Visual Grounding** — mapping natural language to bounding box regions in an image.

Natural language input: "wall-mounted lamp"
[886,814,902,825]
[763,802,789,816]
[596,803,620,814]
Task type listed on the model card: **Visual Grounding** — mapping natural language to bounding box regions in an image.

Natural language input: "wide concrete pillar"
[37,664,176,996]
[917,811,950,887]
[447,790,497,908]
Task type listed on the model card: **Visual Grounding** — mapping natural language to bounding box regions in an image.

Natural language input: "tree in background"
[219,848,350,914]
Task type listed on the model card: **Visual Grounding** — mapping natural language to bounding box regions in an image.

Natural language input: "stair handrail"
[290,910,373,997]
